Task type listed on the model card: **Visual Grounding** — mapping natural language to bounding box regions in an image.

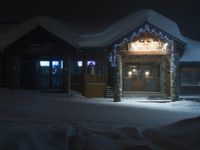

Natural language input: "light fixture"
[133,69,136,72]
[164,43,168,47]
[145,71,150,76]
[128,71,132,76]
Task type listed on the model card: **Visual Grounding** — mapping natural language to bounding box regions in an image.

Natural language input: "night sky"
[1,0,200,39]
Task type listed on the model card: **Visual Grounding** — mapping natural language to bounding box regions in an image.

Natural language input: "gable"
[4,26,75,54]
[109,22,186,52]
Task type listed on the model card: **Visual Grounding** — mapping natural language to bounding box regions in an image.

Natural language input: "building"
[0,9,199,101]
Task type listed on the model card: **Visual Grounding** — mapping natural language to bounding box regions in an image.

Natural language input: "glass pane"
[40,61,50,67]
[52,60,63,88]
[71,59,83,75]
[87,59,104,75]
[77,61,83,67]
[52,61,59,66]
[181,68,200,86]
[52,61,63,76]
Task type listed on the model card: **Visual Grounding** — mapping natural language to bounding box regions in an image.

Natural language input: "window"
[71,59,83,75]
[181,68,200,86]
[77,61,83,67]
[87,60,96,66]
[87,59,104,75]
[40,61,50,67]
[52,61,59,66]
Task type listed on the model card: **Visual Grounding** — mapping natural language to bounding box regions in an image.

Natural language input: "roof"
[0,9,199,62]
[77,9,186,48]
[0,16,79,50]
[180,37,200,62]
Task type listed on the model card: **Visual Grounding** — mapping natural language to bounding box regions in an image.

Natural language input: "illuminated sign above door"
[128,37,168,55]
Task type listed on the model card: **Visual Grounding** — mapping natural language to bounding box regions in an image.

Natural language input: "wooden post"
[170,52,179,101]
[11,56,21,88]
[114,54,122,102]
[67,56,71,94]
[0,55,2,86]
[63,56,71,94]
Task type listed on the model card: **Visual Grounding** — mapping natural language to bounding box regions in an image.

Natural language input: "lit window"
[40,61,50,67]
[52,61,59,66]
[77,61,83,67]
[87,61,96,66]
[61,61,63,69]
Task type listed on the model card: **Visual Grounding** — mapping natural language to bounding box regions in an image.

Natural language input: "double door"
[123,64,160,91]
[37,59,64,90]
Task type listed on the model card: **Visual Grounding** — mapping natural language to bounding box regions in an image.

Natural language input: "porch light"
[145,71,150,76]
[133,69,136,72]
[132,69,137,74]
[162,43,168,51]
[128,71,132,76]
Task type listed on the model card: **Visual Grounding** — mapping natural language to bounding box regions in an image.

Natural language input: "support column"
[160,57,166,95]
[170,52,179,101]
[67,56,71,94]
[0,55,2,86]
[11,56,21,88]
[114,54,122,102]
[63,56,71,94]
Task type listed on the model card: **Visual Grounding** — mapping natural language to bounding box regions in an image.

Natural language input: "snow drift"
[0,116,199,150]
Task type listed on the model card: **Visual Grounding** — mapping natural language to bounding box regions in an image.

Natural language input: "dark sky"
[1,0,200,39]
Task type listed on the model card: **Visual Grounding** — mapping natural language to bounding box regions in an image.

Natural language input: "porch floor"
[123,91,166,97]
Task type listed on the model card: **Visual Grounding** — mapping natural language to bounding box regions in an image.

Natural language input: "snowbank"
[0,117,199,150]
[144,116,200,150]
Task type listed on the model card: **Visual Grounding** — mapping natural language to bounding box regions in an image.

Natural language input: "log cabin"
[0,9,199,101]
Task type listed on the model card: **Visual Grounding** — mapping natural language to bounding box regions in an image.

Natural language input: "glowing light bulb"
[145,71,150,76]
[164,43,168,47]
[128,71,132,76]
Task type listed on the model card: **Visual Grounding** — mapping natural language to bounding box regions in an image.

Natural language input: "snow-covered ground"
[0,88,199,150]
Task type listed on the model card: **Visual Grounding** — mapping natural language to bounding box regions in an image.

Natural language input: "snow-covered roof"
[0,16,79,50]
[180,37,200,62]
[0,9,200,62]
[77,9,186,48]
[0,9,184,49]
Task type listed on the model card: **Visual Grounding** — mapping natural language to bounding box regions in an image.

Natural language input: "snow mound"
[0,117,200,150]
[144,116,200,150]
[0,125,152,150]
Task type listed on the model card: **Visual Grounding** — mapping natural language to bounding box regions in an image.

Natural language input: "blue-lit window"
[87,60,96,66]
[40,61,50,67]
[52,61,59,66]
[61,61,63,69]
[77,61,83,67]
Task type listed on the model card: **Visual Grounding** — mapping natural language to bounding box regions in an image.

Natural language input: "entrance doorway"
[37,59,64,90]
[123,63,160,92]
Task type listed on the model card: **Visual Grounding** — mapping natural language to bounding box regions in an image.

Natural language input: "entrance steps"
[105,86,114,98]
[106,88,167,99]
[123,91,165,97]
